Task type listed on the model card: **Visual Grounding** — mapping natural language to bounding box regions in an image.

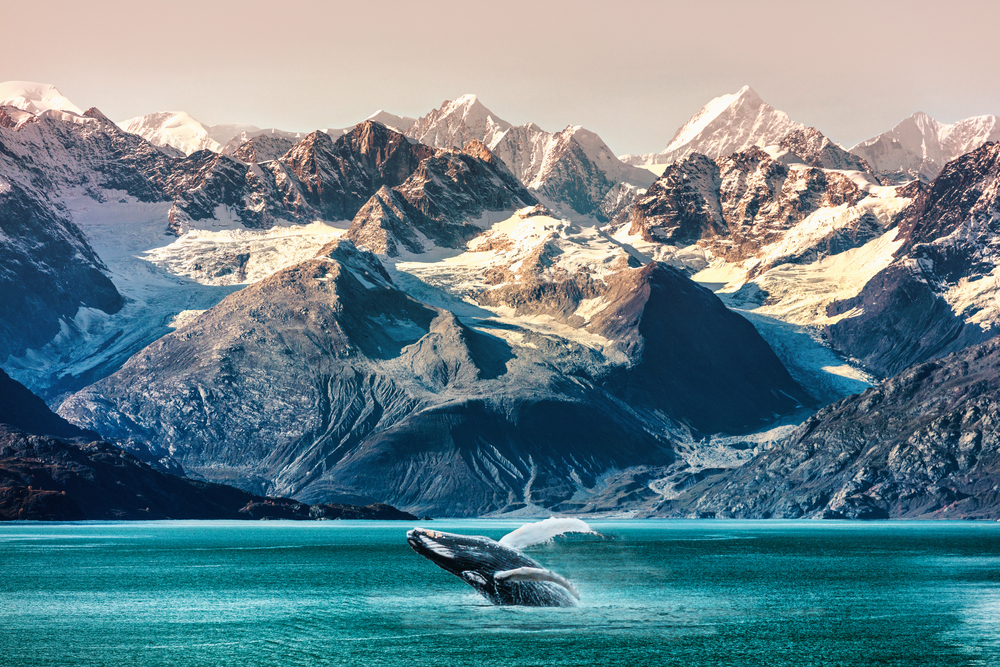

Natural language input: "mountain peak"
[365,110,416,133]
[451,93,479,107]
[851,110,1000,182]
[405,94,511,150]
[0,81,83,116]
[656,86,803,164]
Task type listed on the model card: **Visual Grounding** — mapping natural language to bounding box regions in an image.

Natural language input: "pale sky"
[3,0,999,156]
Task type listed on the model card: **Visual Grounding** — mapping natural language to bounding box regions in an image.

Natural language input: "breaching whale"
[406,518,594,607]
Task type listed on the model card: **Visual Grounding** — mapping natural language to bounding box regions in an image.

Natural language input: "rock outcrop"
[625,146,874,274]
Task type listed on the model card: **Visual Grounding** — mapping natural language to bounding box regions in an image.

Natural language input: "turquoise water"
[1,520,999,666]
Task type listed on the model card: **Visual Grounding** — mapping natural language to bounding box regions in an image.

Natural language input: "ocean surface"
[2,520,999,666]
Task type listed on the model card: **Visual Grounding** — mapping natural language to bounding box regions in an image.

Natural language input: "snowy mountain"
[117,111,259,156]
[0,81,83,116]
[60,237,809,515]
[609,136,914,402]
[6,82,1000,518]
[623,141,884,273]
[406,95,654,220]
[851,111,1000,183]
[621,86,805,166]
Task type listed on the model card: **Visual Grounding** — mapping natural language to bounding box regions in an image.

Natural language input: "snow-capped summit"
[851,111,1000,183]
[405,94,512,149]
[0,81,83,115]
[117,111,259,156]
[623,86,805,166]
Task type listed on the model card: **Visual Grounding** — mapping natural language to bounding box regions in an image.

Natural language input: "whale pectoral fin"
[494,567,580,599]
[461,571,488,586]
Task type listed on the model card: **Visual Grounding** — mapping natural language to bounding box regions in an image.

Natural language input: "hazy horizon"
[2,0,999,155]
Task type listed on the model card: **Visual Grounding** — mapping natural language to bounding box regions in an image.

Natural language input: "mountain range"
[1,80,998,518]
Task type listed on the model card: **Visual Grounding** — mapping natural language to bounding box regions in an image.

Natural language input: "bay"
[1,520,999,666]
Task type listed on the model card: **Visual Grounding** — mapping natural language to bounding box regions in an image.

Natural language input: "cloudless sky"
[3,0,999,155]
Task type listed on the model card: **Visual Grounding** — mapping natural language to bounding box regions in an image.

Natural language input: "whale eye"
[462,571,488,586]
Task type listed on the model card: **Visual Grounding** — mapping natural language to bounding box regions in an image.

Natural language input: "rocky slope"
[0,368,96,440]
[60,238,810,515]
[851,112,1000,184]
[342,138,539,256]
[0,426,420,521]
[659,337,1000,520]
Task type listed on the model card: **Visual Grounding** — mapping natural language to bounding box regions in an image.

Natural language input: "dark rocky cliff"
[658,337,1000,520]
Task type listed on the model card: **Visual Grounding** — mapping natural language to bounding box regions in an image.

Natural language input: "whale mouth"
[407,528,456,560]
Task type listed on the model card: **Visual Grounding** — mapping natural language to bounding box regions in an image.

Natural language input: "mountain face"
[0,179,124,360]
[778,127,873,173]
[0,107,177,203]
[60,238,810,515]
[164,121,438,233]
[489,124,655,220]
[660,337,1000,520]
[621,86,805,166]
[851,112,1000,184]
[825,142,1000,376]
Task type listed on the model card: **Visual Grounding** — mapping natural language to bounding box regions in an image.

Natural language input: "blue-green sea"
[2,520,999,666]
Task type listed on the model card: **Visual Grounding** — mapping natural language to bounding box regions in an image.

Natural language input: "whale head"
[406,527,516,578]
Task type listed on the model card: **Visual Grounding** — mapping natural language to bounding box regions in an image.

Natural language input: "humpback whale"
[406,518,594,607]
